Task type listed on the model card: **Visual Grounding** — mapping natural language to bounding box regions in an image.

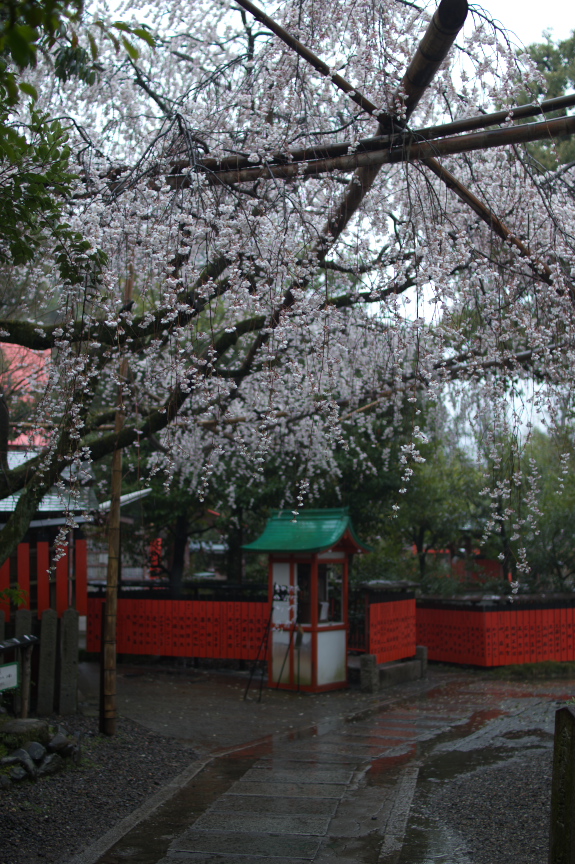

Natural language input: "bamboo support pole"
[233,0,468,251]
[188,92,575,176]
[414,93,575,142]
[227,0,568,292]
[422,158,558,289]
[100,265,134,737]
[396,0,469,121]
[322,0,468,244]
[197,114,575,187]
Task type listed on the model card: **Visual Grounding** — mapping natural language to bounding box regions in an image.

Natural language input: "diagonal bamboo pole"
[235,0,568,291]
[422,158,559,290]
[235,0,469,253]
[322,0,469,248]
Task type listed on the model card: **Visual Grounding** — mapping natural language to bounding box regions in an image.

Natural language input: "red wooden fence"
[416,604,575,666]
[369,599,417,664]
[0,538,88,621]
[87,598,272,659]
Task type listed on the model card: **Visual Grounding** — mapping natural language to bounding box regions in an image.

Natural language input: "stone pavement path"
[78,672,569,864]
[151,699,480,864]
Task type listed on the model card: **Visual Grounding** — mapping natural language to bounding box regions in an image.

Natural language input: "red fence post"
[75,539,88,615]
[56,548,69,617]
[37,542,50,617]
[0,558,10,621]
[17,543,30,609]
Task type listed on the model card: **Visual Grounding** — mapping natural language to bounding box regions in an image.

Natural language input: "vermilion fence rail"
[0,538,88,621]
[416,603,575,666]
[369,599,417,664]
[87,598,272,659]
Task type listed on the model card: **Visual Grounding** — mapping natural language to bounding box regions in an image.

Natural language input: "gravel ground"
[0,715,197,864]
[405,747,553,864]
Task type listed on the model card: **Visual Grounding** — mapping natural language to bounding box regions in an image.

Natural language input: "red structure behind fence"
[0,538,88,621]
[369,599,416,664]
[417,603,575,666]
[87,598,272,659]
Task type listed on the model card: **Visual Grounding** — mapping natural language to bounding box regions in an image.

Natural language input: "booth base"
[348,646,428,693]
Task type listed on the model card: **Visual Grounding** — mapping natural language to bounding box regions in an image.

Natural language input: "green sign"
[0,661,19,692]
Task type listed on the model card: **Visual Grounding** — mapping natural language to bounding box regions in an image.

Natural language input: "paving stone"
[160,856,310,863]
[260,750,360,765]
[254,755,359,768]
[344,728,418,739]
[210,794,338,816]
[242,766,354,784]
[292,741,393,756]
[192,811,331,835]
[341,730,416,741]
[315,834,377,860]
[171,830,321,859]
[227,779,347,798]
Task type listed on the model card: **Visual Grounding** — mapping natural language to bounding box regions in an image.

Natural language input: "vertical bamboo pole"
[100,265,133,736]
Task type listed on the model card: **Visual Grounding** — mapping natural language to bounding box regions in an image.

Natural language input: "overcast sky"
[474,0,572,47]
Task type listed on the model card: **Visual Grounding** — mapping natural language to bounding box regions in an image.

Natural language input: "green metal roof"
[243,508,371,554]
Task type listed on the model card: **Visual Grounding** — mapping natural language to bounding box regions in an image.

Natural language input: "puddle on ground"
[398,811,472,864]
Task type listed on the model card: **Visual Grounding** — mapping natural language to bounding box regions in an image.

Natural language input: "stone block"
[416,645,428,676]
[0,717,50,748]
[378,658,422,689]
[360,654,379,693]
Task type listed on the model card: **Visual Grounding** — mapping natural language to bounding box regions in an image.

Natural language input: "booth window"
[318,562,343,623]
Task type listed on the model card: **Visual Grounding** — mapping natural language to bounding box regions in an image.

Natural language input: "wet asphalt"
[72,664,573,864]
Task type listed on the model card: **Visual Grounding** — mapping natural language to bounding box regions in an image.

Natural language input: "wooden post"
[100,265,133,736]
[58,608,79,715]
[549,706,575,863]
[37,608,57,716]
[20,644,32,719]
[13,609,32,715]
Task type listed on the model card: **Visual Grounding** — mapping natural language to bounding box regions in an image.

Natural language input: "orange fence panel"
[416,602,575,667]
[87,597,272,660]
[368,599,416,664]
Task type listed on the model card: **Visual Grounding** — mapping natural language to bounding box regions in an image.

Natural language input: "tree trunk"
[226,508,244,585]
[171,512,189,598]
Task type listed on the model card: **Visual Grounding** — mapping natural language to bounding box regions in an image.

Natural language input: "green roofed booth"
[243,508,370,692]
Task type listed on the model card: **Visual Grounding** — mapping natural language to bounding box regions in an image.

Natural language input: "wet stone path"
[88,674,570,864]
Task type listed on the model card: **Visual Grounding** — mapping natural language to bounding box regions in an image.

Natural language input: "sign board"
[0,661,19,692]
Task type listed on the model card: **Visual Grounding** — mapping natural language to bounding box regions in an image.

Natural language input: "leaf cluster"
[523,30,575,169]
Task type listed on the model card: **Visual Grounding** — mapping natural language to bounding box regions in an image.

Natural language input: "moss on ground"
[488,661,575,679]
